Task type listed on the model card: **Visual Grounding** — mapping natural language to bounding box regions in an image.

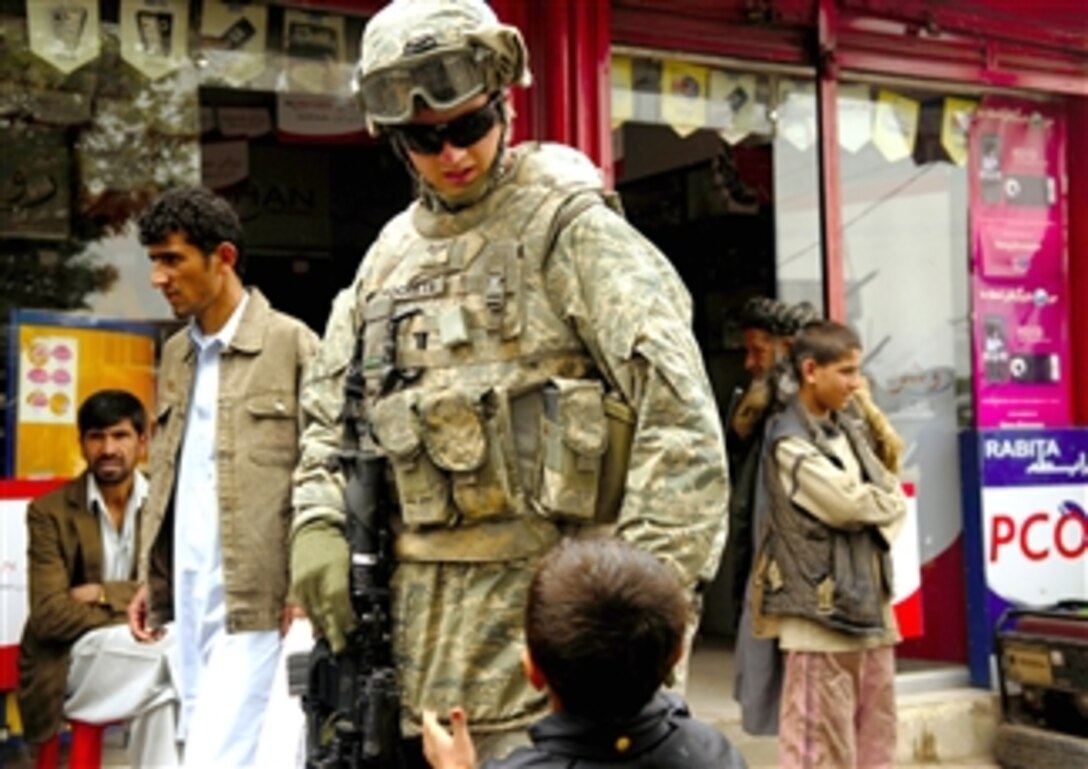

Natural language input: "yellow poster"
[611,55,633,129]
[941,97,978,166]
[661,59,708,137]
[837,83,873,153]
[14,316,156,479]
[873,89,920,163]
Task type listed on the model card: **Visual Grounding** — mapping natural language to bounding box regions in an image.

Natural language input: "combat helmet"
[355,0,531,134]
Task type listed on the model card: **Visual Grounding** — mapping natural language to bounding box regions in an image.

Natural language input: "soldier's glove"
[291,520,355,654]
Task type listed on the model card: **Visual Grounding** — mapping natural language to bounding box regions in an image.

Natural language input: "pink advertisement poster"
[970,97,1070,428]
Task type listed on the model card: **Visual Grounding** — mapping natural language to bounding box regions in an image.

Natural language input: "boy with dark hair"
[751,320,907,768]
[421,538,746,769]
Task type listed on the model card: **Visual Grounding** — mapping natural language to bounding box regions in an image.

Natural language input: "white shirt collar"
[87,470,149,518]
[188,290,250,352]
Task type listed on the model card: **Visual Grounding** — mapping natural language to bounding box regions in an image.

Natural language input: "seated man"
[19,390,178,767]
[422,537,747,768]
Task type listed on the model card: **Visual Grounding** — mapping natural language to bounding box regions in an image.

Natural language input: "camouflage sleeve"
[290,283,360,534]
[545,203,730,587]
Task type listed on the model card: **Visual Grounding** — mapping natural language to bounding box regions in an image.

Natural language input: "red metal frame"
[817,0,846,321]
[1068,96,1088,425]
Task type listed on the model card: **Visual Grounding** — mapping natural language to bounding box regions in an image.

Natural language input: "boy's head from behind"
[525,538,688,721]
[791,320,863,416]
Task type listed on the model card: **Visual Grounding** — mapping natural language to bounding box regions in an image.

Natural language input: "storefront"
[0,0,1085,711]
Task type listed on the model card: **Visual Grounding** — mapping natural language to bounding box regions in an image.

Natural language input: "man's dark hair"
[790,320,862,376]
[525,538,688,720]
[77,389,147,437]
[137,186,246,274]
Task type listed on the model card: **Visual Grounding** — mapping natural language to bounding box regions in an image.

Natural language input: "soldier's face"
[80,418,145,487]
[402,94,503,200]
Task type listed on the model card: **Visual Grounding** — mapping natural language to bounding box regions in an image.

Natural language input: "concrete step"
[687,639,1000,767]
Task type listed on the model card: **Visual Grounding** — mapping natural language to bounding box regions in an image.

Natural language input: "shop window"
[836,83,976,666]
[0,1,400,480]
[611,51,824,636]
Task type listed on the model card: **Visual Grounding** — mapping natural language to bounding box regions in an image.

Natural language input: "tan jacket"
[18,474,139,744]
[139,289,317,632]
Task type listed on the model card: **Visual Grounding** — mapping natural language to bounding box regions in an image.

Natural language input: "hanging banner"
[200,0,268,87]
[119,0,190,80]
[660,59,707,137]
[610,55,633,129]
[837,83,873,154]
[970,98,1068,429]
[708,70,759,145]
[873,89,919,162]
[776,78,817,152]
[941,97,977,166]
[282,9,345,95]
[26,0,99,74]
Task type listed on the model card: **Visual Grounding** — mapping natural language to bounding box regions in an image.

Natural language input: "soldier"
[289,0,729,764]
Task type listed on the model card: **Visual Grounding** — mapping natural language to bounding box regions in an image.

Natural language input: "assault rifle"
[290,332,404,768]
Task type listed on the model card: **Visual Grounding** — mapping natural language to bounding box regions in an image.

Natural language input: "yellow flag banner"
[27,0,100,74]
[708,70,759,145]
[201,0,269,87]
[837,83,873,154]
[777,78,817,152]
[661,59,708,137]
[120,0,190,80]
[873,89,919,163]
[611,55,633,129]
[941,97,978,166]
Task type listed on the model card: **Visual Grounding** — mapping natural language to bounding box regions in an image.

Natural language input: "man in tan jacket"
[128,186,317,767]
[19,389,177,767]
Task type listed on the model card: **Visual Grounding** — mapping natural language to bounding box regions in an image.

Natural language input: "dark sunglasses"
[392,94,502,155]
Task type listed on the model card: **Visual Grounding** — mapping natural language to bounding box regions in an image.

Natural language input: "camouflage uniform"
[292,140,728,735]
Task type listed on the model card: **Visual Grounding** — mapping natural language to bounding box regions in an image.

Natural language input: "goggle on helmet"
[354,0,530,132]
[355,44,497,126]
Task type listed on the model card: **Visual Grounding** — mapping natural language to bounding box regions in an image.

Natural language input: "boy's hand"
[422,707,477,769]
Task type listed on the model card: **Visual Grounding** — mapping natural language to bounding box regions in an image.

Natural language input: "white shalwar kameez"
[174,294,281,768]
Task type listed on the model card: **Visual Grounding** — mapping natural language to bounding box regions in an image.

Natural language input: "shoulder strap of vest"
[542,187,623,261]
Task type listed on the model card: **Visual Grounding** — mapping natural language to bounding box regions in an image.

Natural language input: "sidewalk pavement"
[3,635,1001,768]
[687,637,1001,768]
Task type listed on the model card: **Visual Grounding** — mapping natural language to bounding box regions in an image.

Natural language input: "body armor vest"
[355,144,633,561]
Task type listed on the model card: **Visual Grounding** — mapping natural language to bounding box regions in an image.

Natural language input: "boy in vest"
[420,537,747,769]
[751,320,907,768]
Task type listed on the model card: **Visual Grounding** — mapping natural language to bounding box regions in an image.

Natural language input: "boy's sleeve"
[774,436,906,538]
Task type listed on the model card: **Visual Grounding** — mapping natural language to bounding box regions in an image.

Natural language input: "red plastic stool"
[35,720,108,769]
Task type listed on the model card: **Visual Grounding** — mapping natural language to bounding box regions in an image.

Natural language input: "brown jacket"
[18,474,139,744]
[139,289,317,632]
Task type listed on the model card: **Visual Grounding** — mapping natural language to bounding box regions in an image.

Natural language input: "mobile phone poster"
[5,310,157,479]
[970,97,1070,428]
